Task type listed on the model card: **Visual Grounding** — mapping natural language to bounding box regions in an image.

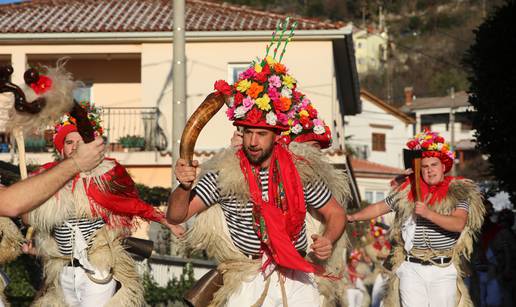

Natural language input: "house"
[353,25,388,74]
[345,89,415,169]
[0,0,361,188]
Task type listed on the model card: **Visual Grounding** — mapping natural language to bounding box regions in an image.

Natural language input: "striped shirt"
[194,170,332,256]
[53,218,105,256]
[385,195,469,250]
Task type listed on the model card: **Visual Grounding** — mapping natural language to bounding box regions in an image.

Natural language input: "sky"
[0,0,23,3]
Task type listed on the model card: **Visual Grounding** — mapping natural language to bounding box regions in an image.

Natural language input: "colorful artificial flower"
[30,75,53,95]
[406,129,456,172]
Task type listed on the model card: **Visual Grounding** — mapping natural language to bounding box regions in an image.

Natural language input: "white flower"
[234,106,247,119]
[436,143,443,150]
[227,96,235,108]
[313,125,325,135]
[266,112,277,126]
[281,87,292,98]
[291,124,303,134]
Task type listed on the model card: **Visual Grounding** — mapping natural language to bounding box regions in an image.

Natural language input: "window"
[73,81,93,102]
[228,63,249,84]
[364,191,386,204]
[372,133,386,151]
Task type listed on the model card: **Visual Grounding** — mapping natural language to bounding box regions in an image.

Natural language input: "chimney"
[404,87,414,106]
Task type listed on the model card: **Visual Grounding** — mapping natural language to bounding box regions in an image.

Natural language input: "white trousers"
[371,273,387,307]
[60,266,116,307]
[396,261,457,307]
[226,269,320,307]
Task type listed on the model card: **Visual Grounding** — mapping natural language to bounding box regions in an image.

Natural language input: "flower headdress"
[281,99,332,148]
[214,18,300,131]
[53,101,103,152]
[406,129,455,173]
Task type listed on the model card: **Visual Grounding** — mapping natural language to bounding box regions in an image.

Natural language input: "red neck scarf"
[401,175,459,206]
[237,143,321,273]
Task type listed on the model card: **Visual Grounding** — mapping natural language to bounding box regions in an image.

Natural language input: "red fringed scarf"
[237,143,322,274]
[401,175,460,206]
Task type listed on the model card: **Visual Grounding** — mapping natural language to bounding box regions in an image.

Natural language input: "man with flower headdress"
[169,51,349,306]
[347,129,485,307]
[22,101,175,307]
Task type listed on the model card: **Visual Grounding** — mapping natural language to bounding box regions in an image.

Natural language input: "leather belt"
[406,255,451,266]
[66,258,83,267]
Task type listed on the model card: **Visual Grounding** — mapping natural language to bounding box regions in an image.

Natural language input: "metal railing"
[101,107,160,151]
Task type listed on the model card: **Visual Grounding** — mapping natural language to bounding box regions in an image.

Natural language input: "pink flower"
[268,86,280,102]
[226,107,235,120]
[242,97,255,111]
[268,75,281,88]
[276,112,289,125]
[240,67,256,80]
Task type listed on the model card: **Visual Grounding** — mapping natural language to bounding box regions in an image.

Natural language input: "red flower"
[234,92,244,106]
[30,75,52,95]
[435,136,444,143]
[261,63,271,76]
[246,108,263,124]
[299,115,310,126]
[421,141,432,149]
[306,105,318,118]
[302,120,314,130]
[214,80,232,96]
[254,72,268,83]
[292,90,302,102]
[406,140,418,149]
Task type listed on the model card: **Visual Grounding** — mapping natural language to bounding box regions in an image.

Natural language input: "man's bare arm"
[310,197,346,260]
[415,201,468,232]
[0,137,104,217]
[347,200,391,222]
[166,158,206,225]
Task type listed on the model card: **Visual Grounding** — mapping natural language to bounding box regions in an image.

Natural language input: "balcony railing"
[0,107,163,153]
[102,107,160,152]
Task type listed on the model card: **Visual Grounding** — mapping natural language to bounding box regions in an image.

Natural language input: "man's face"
[421,156,445,186]
[62,131,82,159]
[242,127,277,167]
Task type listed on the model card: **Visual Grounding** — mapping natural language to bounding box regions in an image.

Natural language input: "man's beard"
[243,144,274,165]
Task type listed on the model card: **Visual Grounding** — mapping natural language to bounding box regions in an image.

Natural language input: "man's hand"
[414,201,430,218]
[175,159,199,190]
[71,137,105,172]
[230,130,243,149]
[310,234,332,260]
[160,219,186,237]
[346,214,356,223]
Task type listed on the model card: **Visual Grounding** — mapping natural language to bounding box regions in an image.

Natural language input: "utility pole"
[449,87,456,176]
[171,0,186,256]
[172,0,186,176]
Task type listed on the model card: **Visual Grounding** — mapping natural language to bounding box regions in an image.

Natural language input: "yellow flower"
[288,119,294,126]
[265,56,276,66]
[282,75,295,89]
[299,110,309,118]
[255,94,271,111]
[254,63,263,73]
[429,144,438,151]
[237,79,251,92]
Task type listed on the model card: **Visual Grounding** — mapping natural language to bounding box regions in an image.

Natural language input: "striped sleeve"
[385,194,396,211]
[304,180,332,209]
[455,201,469,212]
[193,172,220,207]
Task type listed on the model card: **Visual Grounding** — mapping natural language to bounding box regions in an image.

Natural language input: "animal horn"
[179,93,226,162]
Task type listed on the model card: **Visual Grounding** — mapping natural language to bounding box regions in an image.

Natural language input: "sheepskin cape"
[383,178,485,307]
[183,143,352,307]
[0,217,23,306]
[28,160,144,307]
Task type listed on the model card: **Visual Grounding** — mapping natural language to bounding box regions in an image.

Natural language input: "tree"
[463,0,516,205]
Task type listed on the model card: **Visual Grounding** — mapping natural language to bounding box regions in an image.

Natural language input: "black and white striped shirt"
[385,195,469,250]
[194,170,332,256]
[53,218,105,256]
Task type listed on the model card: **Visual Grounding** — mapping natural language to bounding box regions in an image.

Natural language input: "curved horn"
[179,93,226,162]
[70,100,95,144]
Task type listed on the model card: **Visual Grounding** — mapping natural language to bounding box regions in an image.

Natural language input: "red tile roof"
[0,0,342,34]
[350,158,403,178]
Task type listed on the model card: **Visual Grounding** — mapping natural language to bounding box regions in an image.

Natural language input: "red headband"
[53,124,78,153]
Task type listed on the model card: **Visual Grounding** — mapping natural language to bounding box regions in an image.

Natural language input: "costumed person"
[23,101,170,307]
[363,220,391,307]
[0,217,23,307]
[0,64,104,218]
[347,129,485,307]
[169,22,349,306]
[346,249,369,307]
